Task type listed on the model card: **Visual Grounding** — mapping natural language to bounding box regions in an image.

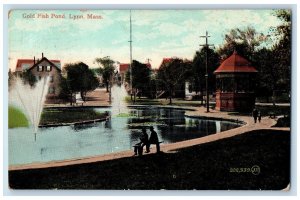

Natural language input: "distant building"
[14,53,62,103]
[119,63,130,84]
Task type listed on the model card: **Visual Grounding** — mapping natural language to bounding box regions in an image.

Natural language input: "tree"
[253,9,291,105]
[58,76,72,102]
[190,47,220,104]
[252,48,275,102]
[272,9,291,92]
[95,56,115,92]
[62,62,99,104]
[157,58,189,104]
[125,60,151,101]
[22,70,37,87]
[8,69,15,88]
[217,26,267,60]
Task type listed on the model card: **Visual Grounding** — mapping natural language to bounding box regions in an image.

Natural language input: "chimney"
[42,52,44,58]
[34,56,36,64]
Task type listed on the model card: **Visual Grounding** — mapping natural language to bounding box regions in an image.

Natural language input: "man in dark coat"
[252,108,258,123]
[133,128,149,155]
[148,126,160,153]
[141,128,150,153]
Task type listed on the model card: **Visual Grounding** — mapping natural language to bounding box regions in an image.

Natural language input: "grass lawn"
[8,106,29,128]
[274,116,290,127]
[9,129,290,190]
[255,105,290,117]
[40,108,107,125]
[125,96,203,107]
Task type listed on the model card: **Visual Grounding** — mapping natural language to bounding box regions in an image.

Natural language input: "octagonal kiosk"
[214,51,258,112]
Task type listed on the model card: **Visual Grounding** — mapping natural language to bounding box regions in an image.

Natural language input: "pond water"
[9,106,241,165]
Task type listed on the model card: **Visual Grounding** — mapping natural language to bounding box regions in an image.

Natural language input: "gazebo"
[214,51,258,112]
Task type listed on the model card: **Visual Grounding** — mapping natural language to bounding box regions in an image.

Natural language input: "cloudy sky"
[9,9,283,70]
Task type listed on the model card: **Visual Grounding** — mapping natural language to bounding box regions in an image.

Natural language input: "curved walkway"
[9,107,289,171]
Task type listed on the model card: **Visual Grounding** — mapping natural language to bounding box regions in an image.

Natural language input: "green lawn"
[9,106,108,127]
[255,105,290,116]
[8,106,29,128]
[125,96,203,107]
[40,108,107,125]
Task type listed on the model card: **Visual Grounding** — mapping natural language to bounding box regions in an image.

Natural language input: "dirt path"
[45,87,110,107]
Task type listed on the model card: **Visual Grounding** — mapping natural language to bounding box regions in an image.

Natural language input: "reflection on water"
[127,107,240,143]
[9,107,241,165]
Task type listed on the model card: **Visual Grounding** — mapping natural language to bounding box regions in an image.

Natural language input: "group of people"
[133,126,160,156]
[252,108,262,123]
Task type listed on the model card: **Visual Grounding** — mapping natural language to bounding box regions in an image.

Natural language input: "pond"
[9,106,241,165]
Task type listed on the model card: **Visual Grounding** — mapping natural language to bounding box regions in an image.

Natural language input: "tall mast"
[129,10,133,99]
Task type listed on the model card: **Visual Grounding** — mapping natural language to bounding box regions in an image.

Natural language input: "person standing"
[148,126,160,153]
[252,108,258,123]
[258,111,262,123]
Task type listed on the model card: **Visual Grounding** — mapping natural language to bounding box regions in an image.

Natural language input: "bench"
[148,141,164,153]
[133,144,143,156]
[133,141,164,156]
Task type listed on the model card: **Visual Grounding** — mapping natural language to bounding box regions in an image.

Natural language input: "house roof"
[158,57,191,68]
[28,57,62,71]
[119,63,130,72]
[158,58,174,69]
[145,63,151,69]
[119,62,151,72]
[15,58,61,72]
[161,58,173,65]
[15,59,34,72]
[214,51,257,73]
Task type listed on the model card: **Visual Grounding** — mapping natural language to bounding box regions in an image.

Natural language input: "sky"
[9,9,283,71]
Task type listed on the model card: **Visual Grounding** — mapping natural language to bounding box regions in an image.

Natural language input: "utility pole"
[200,31,214,112]
[109,73,112,102]
[107,56,112,102]
[129,10,133,102]
[146,58,151,64]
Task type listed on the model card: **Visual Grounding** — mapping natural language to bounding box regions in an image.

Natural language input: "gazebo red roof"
[214,51,257,73]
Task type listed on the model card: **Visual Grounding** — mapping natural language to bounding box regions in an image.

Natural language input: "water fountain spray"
[10,76,50,141]
[110,84,129,117]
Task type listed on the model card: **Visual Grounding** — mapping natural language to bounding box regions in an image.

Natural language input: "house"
[14,53,62,103]
[119,63,130,84]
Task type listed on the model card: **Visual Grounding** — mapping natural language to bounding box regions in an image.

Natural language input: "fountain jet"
[110,84,129,117]
[10,76,50,141]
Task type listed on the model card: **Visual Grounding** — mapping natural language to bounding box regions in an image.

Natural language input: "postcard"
[7,9,291,190]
